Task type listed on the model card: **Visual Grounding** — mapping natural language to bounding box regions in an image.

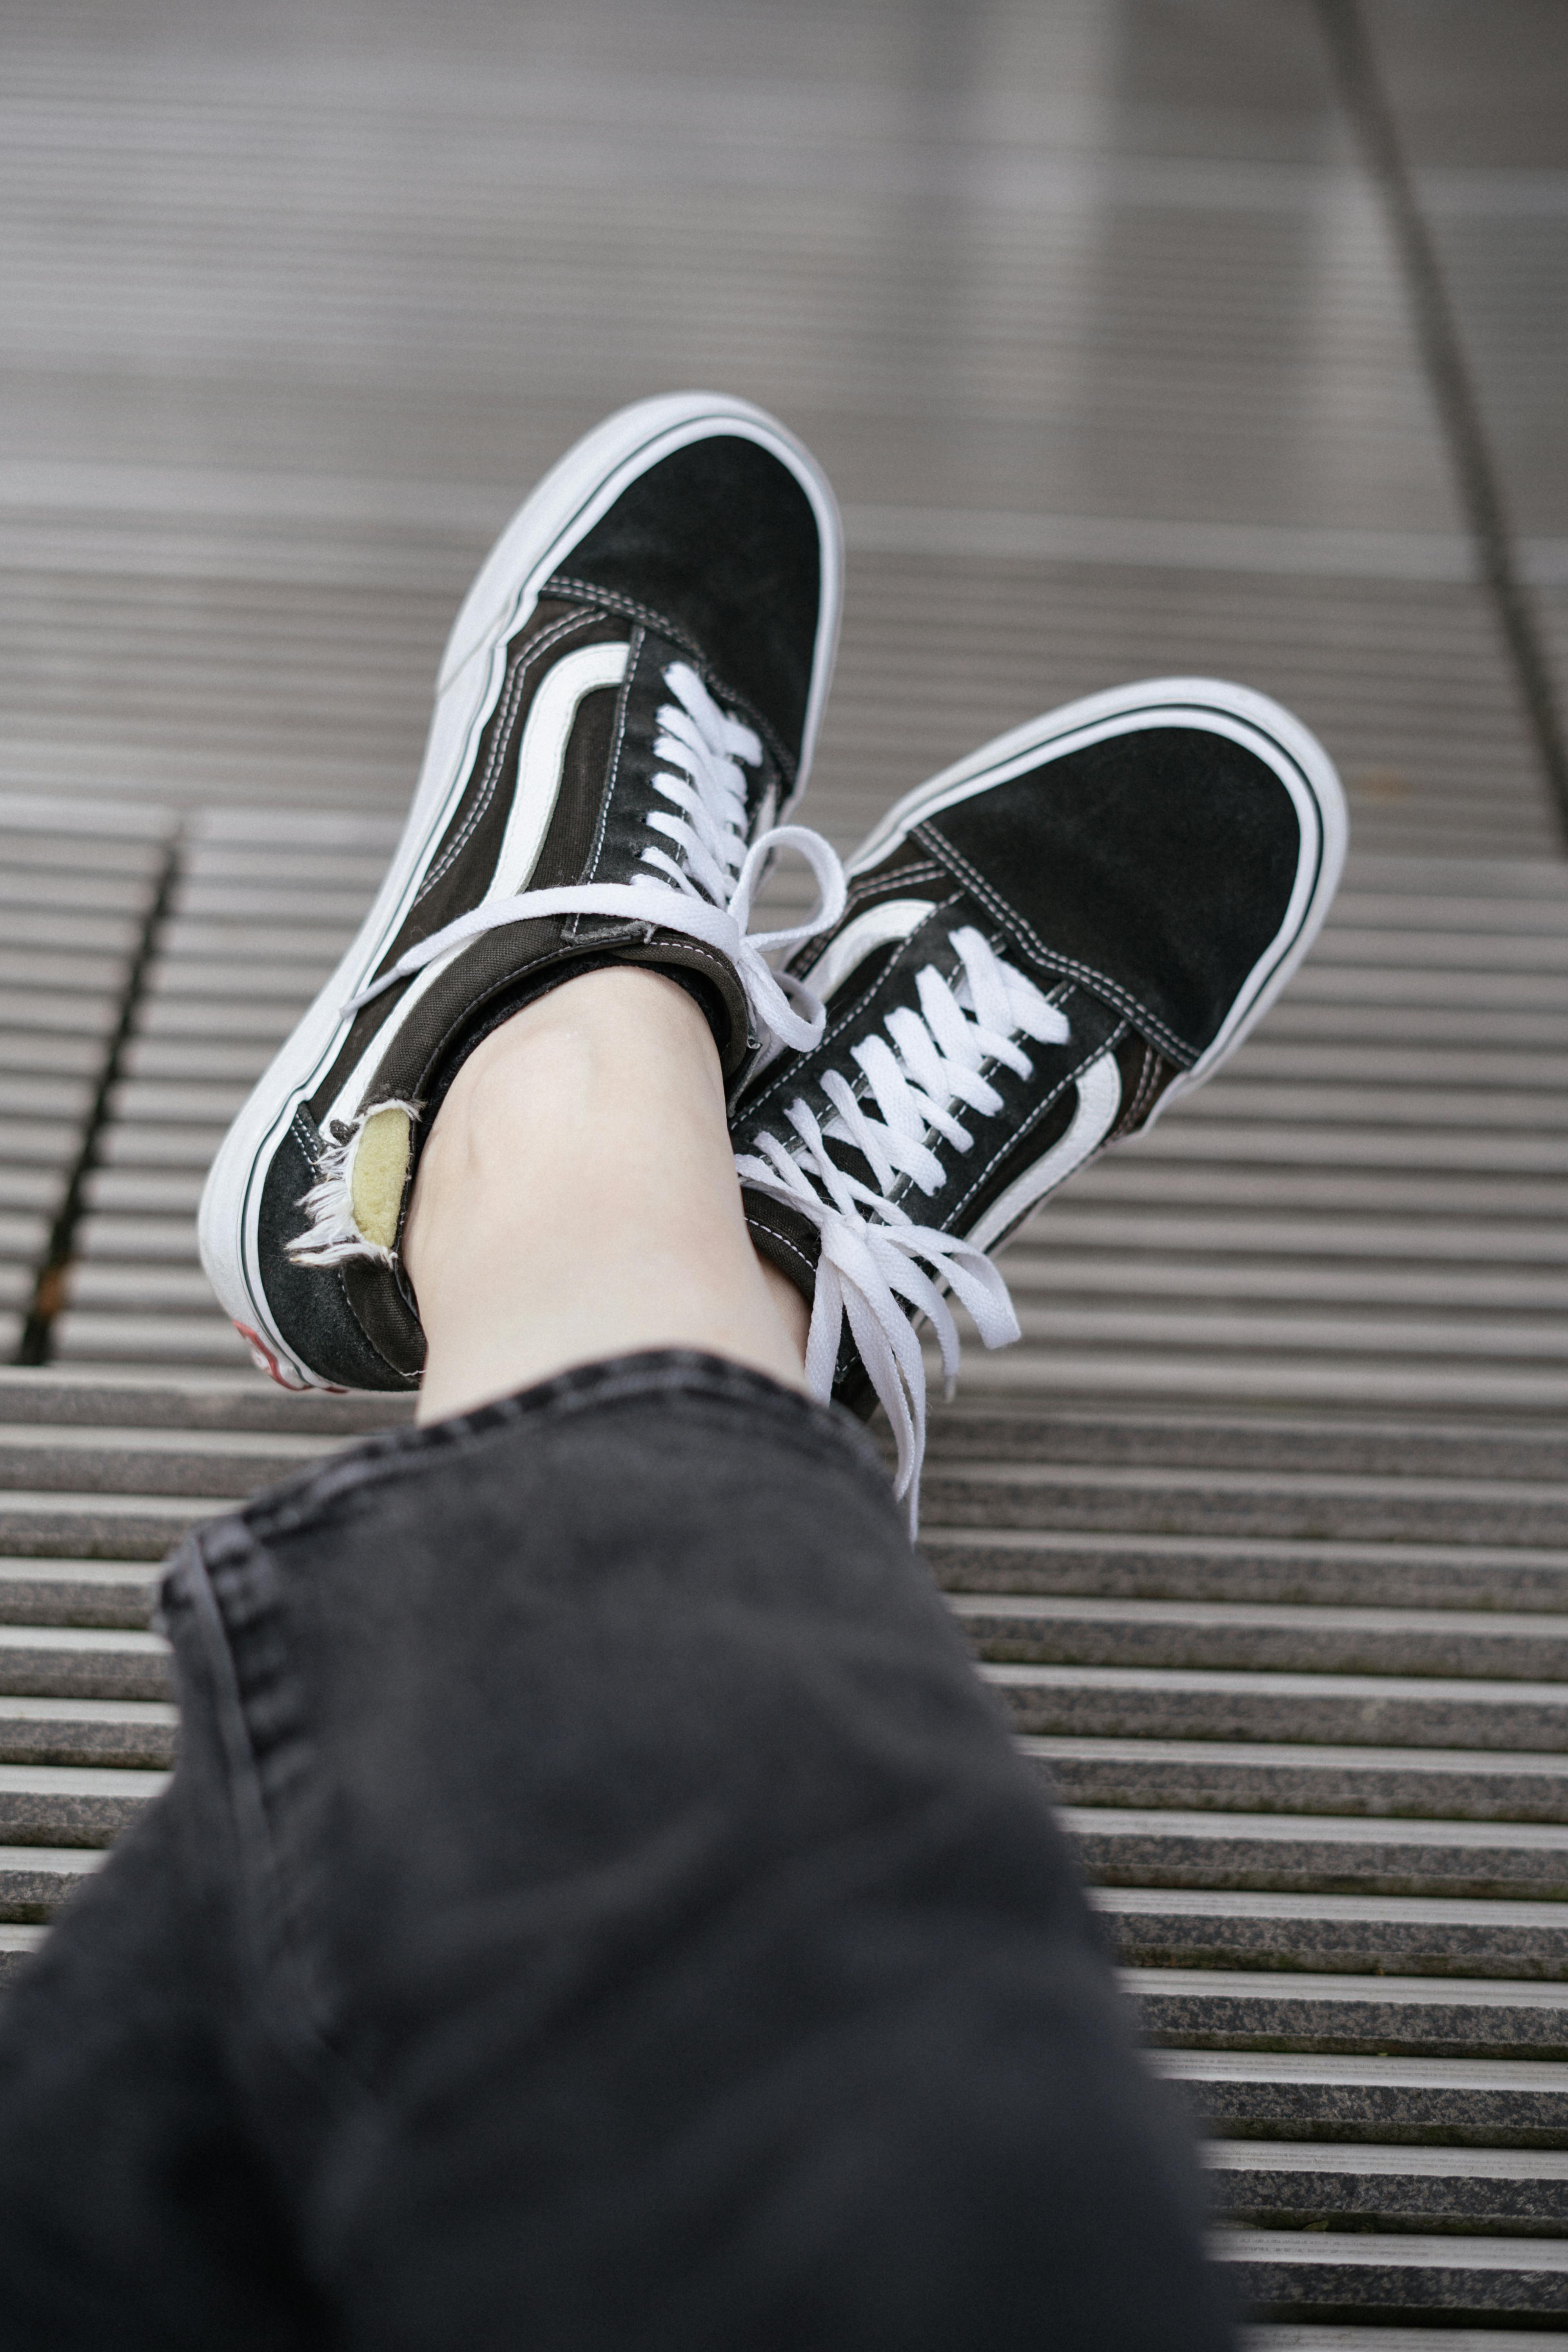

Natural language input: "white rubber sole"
[843,674,1348,1122]
[198,392,844,1387]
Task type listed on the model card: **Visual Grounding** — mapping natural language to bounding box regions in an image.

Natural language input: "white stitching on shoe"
[547,577,791,780]
[574,624,643,904]
[915,826,1195,1067]
[735,926,1069,1528]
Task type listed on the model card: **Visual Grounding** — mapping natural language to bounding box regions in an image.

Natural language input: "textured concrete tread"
[0,1760,167,1845]
[1244,2332,1568,2350]
[928,1527,1568,1610]
[1126,1967,1568,2058]
[1161,2045,1568,2138]
[1244,2330,1568,2350]
[0,1626,171,1701]
[0,1558,160,1626]
[1220,2227,1568,2318]
[1069,1807,1568,1898]
[0,1844,106,1918]
[1095,1887,1568,1979]
[959,1593,1568,1677]
[0,1695,178,1766]
[1220,2231,1568,2266]
[1212,2138,1568,2233]
[988,1662,1568,1750]
[1025,1736,1568,1821]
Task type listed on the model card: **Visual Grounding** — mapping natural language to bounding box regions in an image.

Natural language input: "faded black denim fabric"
[0,1352,1233,2352]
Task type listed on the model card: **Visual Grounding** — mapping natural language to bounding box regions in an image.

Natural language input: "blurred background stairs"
[1,0,1564,2336]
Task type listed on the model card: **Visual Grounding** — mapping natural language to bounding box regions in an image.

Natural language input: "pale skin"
[403,966,811,1425]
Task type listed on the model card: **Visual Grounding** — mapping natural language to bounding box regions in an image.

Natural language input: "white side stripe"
[965,1049,1123,1254]
[491,640,631,899]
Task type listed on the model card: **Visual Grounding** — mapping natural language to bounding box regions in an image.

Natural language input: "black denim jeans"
[0,1353,1233,2351]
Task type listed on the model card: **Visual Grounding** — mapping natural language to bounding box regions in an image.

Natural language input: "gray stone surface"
[0,1924,46,1981]
[1130,1970,1568,2061]
[0,1559,159,1629]
[989,1663,1568,1752]
[0,1697,178,1770]
[1162,2052,1568,2147]
[958,1595,1568,1679]
[922,1463,1568,1548]
[1210,2139,1568,2234]
[0,1626,171,1704]
[1069,1807,1568,1902]
[0,1493,221,1562]
[926,1527,1568,1614]
[1218,2226,1568,2319]
[1027,1737,1568,1824]
[0,1420,341,1497]
[0,1763,167,1848]
[1096,1889,1568,1983]
[0,1845,104,1924]
[1246,2330,1568,2351]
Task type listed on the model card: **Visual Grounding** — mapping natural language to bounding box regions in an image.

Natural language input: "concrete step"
[1095,1889,1568,1981]
[1211,2140,1568,2234]
[926,1526,1568,1612]
[1180,1081,1568,1132]
[0,1696,177,1766]
[1007,1208,1568,1273]
[1004,1255,1568,1315]
[987,1663,1568,1751]
[0,1626,171,1702]
[1004,1299,1568,1367]
[958,1595,1568,1679]
[0,1557,158,1627]
[0,1844,103,1922]
[1217,2226,1568,2323]
[1127,1970,1568,2060]
[1026,1737,1568,1822]
[1105,1122,1568,1176]
[921,1461,1568,1547]
[1064,1161,1568,1218]
[1244,2328,1568,2352]
[949,1346,1568,1419]
[0,1368,411,1438]
[0,1922,45,1980]
[1068,1807,1568,1900]
[0,1762,166,1846]
[1160,2050,1568,2147]
[922,1406,1568,1482]
[0,1420,339,1497]
[0,1492,224,1559]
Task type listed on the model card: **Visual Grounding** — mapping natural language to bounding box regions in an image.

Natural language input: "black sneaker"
[200,392,844,1392]
[732,678,1348,1519]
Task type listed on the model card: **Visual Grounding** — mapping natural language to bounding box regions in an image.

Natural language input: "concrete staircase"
[2,793,1566,2338]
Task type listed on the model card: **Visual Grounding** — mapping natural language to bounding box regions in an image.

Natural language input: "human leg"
[0,946,1232,2349]
[152,1354,1232,2352]
[404,966,807,1422]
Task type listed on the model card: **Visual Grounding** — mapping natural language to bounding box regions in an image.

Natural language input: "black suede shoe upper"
[733,689,1342,1430]
[206,401,841,1394]
[548,434,824,759]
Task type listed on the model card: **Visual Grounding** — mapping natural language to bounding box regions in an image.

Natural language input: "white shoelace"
[348,661,846,1055]
[735,926,1071,1528]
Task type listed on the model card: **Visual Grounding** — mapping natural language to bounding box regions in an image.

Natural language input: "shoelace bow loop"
[348,660,845,1056]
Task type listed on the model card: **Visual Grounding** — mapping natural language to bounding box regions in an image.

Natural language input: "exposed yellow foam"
[350,1106,412,1251]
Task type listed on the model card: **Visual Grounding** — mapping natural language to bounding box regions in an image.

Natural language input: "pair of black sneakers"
[198,394,1347,1520]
